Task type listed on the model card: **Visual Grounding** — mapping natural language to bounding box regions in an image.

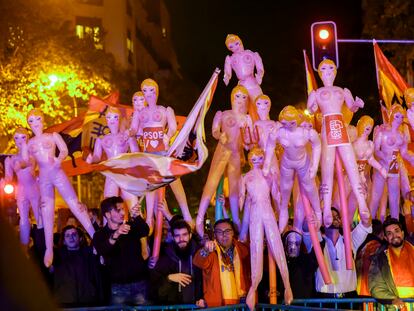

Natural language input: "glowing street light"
[4,183,14,195]
[48,74,59,88]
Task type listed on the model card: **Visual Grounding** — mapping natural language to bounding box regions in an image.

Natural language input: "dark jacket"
[150,239,203,304]
[368,244,401,309]
[53,246,103,307]
[93,216,149,284]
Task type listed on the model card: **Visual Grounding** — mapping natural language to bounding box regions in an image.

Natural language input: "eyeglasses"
[214,229,233,237]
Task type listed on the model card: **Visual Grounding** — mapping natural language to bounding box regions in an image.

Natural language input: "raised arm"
[344,88,364,113]
[86,137,103,164]
[254,52,264,85]
[307,90,318,114]
[223,55,232,86]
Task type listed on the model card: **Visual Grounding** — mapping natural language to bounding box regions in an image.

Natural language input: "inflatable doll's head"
[27,108,44,134]
[357,115,374,137]
[231,85,249,114]
[317,59,337,85]
[14,127,30,148]
[279,105,300,130]
[141,78,159,102]
[132,91,147,111]
[389,104,406,126]
[247,147,265,169]
[225,34,244,53]
[298,110,314,130]
[254,94,271,114]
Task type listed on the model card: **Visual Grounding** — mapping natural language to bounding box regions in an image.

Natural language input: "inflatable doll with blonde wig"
[307,59,369,226]
[348,116,387,222]
[264,105,322,232]
[137,78,193,230]
[196,85,253,236]
[4,127,42,246]
[369,105,414,220]
[86,107,140,208]
[223,34,264,120]
[25,109,94,267]
[240,147,293,310]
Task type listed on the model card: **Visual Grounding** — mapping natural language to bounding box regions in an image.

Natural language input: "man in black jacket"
[150,219,204,306]
[93,196,150,305]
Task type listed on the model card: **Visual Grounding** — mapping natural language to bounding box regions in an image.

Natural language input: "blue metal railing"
[63,299,414,311]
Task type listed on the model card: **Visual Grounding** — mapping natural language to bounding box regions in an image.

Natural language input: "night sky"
[166,0,380,124]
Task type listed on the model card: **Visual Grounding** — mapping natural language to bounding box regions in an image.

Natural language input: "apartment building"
[65,0,181,77]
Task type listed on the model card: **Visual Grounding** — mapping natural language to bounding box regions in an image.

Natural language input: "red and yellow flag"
[373,40,409,112]
[95,68,220,196]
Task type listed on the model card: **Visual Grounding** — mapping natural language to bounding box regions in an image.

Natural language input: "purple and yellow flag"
[94,68,220,196]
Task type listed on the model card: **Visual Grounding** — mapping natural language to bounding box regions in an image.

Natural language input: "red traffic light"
[311,21,339,71]
[4,183,14,195]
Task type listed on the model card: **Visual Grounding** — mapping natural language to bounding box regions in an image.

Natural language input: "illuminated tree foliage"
[0,0,134,152]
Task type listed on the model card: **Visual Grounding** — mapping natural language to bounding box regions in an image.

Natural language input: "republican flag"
[94,68,220,196]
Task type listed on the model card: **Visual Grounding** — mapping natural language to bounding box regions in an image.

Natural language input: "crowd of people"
[20,195,413,310]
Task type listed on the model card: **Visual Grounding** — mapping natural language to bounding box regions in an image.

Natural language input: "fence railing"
[63,299,414,311]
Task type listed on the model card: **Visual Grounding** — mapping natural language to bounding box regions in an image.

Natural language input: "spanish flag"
[94,68,220,196]
[46,92,187,177]
[373,40,409,111]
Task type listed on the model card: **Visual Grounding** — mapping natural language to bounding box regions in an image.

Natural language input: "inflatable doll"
[239,147,293,310]
[223,34,264,120]
[86,107,140,208]
[138,78,193,230]
[25,109,94,267]
[4,127,42,246]
[349,116,387,222]
[307,59,369,226]
[196,85,252,236]
[129,91,147,146]
[264,106,322,233]
[369,105,414,220]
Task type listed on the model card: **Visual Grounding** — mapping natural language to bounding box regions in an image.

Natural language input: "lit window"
[75,16,103,49]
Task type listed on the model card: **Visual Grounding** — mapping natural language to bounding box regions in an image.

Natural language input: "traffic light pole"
[338,39,414,44]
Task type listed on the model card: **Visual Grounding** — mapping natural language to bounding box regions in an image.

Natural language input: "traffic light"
[311,21,339,71]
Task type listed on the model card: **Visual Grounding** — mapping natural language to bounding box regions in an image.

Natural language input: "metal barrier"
[63,299,414,311]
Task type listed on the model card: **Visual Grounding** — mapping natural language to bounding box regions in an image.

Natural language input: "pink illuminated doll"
[239,147,293,310]
[86,107,139,208]
[369,105,414,220]
[4,127,42,246]
[196,85,252,236]
[349,116,387,222]
[253,95,280,182]
[307,59,369,226]
[129,91,147,147]
[223,34,264,119]
[25,109,94,267]
[138,78,193,229]
[264,106,322,233]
